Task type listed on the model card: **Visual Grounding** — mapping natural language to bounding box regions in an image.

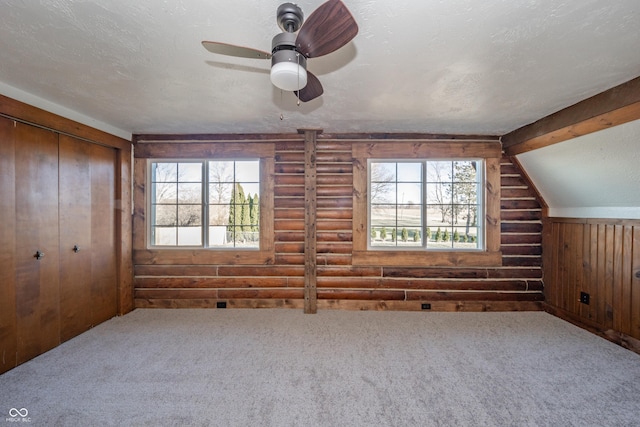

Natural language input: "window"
[369,159,484,250]
[352,140,501,267]
[150,159,260,248]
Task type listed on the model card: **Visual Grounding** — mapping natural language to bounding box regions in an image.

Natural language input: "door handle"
[34,250,45,260]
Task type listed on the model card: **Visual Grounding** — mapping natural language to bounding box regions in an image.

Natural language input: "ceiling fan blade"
[202,41,271,59]
[295,71,323,102]
[295,0,359,58]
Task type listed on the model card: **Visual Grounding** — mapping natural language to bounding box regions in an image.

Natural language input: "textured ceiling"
[0,0,639,137]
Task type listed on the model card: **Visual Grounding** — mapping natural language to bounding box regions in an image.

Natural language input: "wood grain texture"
[502,76,640,155]
[14,122,60,365]
[544,218,640,341]
[0,117,18,373]
[303,130,318,313]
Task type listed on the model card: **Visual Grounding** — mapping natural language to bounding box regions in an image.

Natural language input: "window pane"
[397,162,421,182]
[177,183,201,203]
[154,183,177,204]
[209,205,230,226]
[209,161,234,182]
[153,227,176,246]
[370,162,396,182]
[426,183,452,204]
[178,205,202,226]
[236,160,260,182]
[208,226,229,247]
[426,161,453,182]
[371,205,395,227]
[452,227,479,249]
[154,205,177,226]
[209,183,234,204]
[397,183,421,205]
[178,163,202,182]
[178,227,202,246]
[152,163,177,182]
[397,205,421,227]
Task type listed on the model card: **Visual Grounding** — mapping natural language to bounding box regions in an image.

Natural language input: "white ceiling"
[0,0,639,137]
[1,0,640,218]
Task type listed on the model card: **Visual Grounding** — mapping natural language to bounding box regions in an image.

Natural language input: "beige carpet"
[1,309,639,426]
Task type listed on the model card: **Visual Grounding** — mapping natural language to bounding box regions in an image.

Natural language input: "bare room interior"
[1,0,639,425]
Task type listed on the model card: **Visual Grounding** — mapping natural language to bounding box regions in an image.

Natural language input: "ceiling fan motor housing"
[270,32,308,91]
[277,3,304,33]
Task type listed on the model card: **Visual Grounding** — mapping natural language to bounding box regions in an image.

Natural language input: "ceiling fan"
[202,0,358,102]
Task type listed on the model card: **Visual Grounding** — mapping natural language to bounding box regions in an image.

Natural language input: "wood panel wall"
[133,134,544,311]
[543,217,640,352]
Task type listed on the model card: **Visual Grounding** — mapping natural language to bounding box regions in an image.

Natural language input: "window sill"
[352,250,502,267]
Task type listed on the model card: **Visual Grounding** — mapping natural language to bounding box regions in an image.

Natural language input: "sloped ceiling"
[0,0,639,216]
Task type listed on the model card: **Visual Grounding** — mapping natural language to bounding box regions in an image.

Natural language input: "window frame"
[367,158,485,251]
[148,158,261,249]
[133,142,274,266]
[352,141,502,267]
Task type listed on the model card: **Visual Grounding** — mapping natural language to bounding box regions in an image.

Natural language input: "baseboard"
[544,304,640,355]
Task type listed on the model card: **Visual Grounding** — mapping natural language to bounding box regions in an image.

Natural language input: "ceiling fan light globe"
[270,62,308,91]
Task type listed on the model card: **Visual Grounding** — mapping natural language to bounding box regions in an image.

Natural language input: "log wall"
[543,217,640,352]
[133,134,544,311]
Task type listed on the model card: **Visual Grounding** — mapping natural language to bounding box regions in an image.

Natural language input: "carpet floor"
[1,309,639,426]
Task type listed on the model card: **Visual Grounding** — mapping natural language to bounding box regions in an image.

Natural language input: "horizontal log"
[501,188,539,198]
[500,199,541,210]
[275,242,304,253]
[316,152,353,163]
[275,231,304,242]
[317,209,352,220]
[317,186,353,197]
[135,288,304,300]
[501,222,543,233]
[317,254,352,266]
[135,298,304,309]
[501,233,542,244]
[274,197,353,209]
[275,152,304,163]
[135,276,293,288]
[501,256,542,267]
[317,174,353,185]
[317,164,353,174]
[353,250,502,267]
[318,289,406,301]
[501,210,542,221]
[383,267,543,279]
[317,242,352,254]
[217,265,304,277]
[275,141,304,151]
[135,265,219,277]
[275,218,304,231]
[275,164,304,174]
[274,197,305,208]
[405,291,544,302]
[274,208,305,220]
[316,141,352,151]
[500,245,542,256]
[315,277,543,292]
[317,300,542,312]
[501,176,528,187]
[500,165,521,175]
[317,266,382,277]
[275,186,304,197]
[275,175,304,186]
[317,220,352,231]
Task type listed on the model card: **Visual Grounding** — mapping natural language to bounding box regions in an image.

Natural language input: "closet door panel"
[14,122,60,364]
[0,117,17,373]
[59,135,93,341]
[90,142,117,325]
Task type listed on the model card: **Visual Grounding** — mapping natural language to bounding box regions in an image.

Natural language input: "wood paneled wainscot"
[543,217,640,353]
[133,133,544,312]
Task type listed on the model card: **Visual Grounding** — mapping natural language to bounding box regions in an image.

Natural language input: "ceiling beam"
[502,76,640,156]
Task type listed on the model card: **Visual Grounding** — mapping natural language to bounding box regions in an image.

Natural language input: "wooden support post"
[300,128,321,313]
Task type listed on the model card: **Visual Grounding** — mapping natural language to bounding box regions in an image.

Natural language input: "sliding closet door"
[89,141,117,325]
[59,135,93,341]
[14,122,60,365]
[59,135,117,340]
[0,117,17,373]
